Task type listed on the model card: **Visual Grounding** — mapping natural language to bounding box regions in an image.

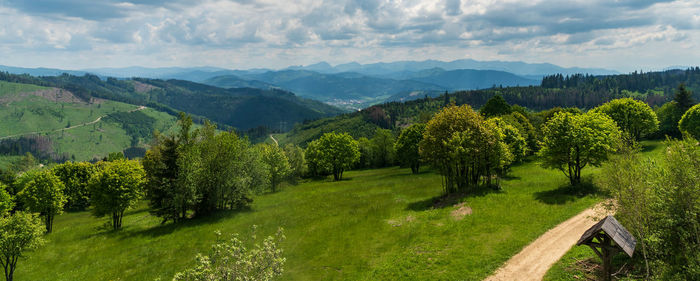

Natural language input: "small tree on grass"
[89,159,145,230]
[283,144,306,180]
[259,144,291,192]
[394,123,426,174]
[305,132,360,181]
[173,227,286,281]
[679,103,700,140]
[0,212,45,281]
[370,128,395,168]
[539,111,621,186]
[18,171,66,233]
[421,105,511,193]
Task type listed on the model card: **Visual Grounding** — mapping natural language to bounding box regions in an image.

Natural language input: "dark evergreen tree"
[675,83,696,112]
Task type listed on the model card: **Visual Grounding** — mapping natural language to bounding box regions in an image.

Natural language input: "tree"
[538,112,621,186]
[10,153,36,174]
[479,95,511,118]
[421,105,510,193]
[592,98,659,141]
[355,137,373,169]
[283,144,306,180]
[394,123,426,174]
[143,114,198,223]
[370,128,395,168]
[18,171,66,233]
[305,132,360,181]
[173,227,285,281]
[655,101,684,138]
[259,144,291,192]
[679,103,700,140]
[89,159,145,230]
[674,83,696,113]
[487,117,527,162]
[0,212,44,281]
[0,184,13,217]
[52,162,94,211]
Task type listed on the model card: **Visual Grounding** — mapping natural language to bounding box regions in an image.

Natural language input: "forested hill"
[541,67,700,94]
[0,72,344,130]
[281,67,700,146]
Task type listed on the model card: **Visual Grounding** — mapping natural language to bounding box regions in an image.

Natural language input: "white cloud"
[0,0,697,71]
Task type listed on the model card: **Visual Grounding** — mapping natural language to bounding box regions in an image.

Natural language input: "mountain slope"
[0,72,345,131]
[0,80,178,161]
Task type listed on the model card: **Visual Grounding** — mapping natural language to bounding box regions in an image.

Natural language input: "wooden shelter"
[576,215,636,281]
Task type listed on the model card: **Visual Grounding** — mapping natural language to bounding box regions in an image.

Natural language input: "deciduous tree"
[0,212,44,281]
[538,112,621,186]
[394,123,426,174]
[305,132,359,181]
[89,159,145,230]
[18,171,66,233]
[679,103,700,140]
[52,162,94,211]
[259,144,291,192]
[592,98,659,141]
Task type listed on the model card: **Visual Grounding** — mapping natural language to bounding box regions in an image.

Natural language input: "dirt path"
[269,134,279,146]
[0,105,147,140]
[484,201,612,281]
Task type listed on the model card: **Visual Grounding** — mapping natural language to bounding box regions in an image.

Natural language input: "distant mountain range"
[0,59,619,110]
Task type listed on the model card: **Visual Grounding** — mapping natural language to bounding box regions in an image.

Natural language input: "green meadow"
[15,141,662,280]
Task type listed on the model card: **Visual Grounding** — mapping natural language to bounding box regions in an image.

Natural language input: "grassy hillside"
[0,81,178,161]
[0,72,345,131]
[14,141,664,280]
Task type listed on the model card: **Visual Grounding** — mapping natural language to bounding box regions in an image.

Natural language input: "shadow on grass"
[407,187,503,211]
[640,141,660,153]
[86,207,254,240]
[533,180,605,205]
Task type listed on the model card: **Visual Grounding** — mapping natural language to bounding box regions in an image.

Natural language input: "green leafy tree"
[0,212,45,281]
[479,95,511,118]
[487,117,527,162]
[394,123,426,174]
[0,184,13,217]
[52,162,94,211]
[89,159,145,230]
[592,98,659,141]
[18,171,66,233]
[355,137,373,169]
[421,105,510,193]
[103,152,125,162]
[259,144,291,192]
[283,144,306,180]
[504,112,538,152]
[306,132,360,181]
[679,103,700,140]
[173,227,285,281]
[655,101,684,138]
[538,112,621,186]
[370,128,395,168]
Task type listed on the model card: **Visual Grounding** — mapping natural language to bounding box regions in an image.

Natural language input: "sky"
[0,0,699,72]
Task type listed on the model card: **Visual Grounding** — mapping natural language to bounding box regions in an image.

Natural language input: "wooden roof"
[576,215,636,257]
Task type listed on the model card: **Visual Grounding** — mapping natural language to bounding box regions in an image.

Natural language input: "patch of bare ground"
[386,215,416,227]
[133,81,159,93]
[450,202,472,220]
[0,88,88,104]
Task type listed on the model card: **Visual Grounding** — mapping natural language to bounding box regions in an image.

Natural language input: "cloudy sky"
[0,0,698,72]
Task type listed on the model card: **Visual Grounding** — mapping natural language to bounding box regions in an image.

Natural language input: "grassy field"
[14,143,671,281]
